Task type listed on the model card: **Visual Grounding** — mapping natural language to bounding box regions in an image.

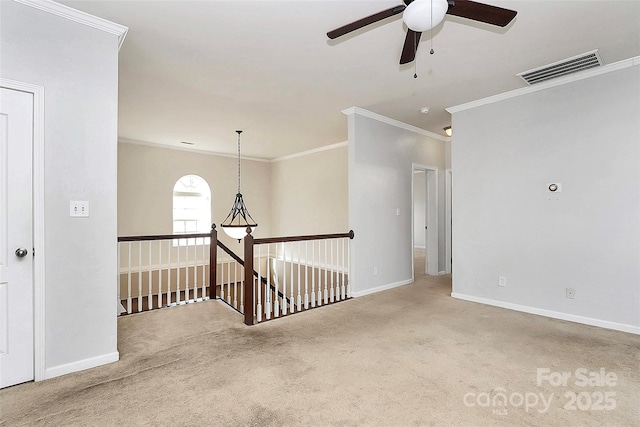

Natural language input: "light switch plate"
[70,200,89,217]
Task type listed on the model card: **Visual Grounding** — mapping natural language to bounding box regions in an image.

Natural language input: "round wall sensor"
[548,184,558,192]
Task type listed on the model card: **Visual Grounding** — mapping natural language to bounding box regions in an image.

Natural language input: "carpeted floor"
[1,252,639,426]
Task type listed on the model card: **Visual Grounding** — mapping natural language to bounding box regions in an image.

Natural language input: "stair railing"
[117,226,354,324]
[243,229,355,325]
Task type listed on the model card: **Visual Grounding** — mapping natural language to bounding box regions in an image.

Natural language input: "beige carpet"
[1,257,639,426]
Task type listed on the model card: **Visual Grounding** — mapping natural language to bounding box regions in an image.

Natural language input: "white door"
[0,87,34,388]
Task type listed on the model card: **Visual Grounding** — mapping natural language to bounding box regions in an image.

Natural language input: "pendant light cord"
[236,130,242,193]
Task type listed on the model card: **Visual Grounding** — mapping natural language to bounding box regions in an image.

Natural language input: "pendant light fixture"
[221,130,257,241]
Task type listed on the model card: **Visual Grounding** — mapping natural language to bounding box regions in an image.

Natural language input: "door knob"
[15,248,28,258]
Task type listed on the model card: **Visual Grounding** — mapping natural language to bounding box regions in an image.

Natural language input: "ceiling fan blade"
[327,5,406,39]
[400,30,422,64]
[446,0,517,27]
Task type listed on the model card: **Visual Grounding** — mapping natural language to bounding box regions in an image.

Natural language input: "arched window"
[173,175,211,245]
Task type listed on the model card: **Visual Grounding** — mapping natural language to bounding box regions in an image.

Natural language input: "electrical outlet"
[498,276,507,287]
[373,267,378,276]
[566,287,575,299]
[70,200,89,217]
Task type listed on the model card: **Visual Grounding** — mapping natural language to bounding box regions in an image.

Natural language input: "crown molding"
[271,141,348,163]
[14,0,128,50]
[342,107,450,142]
[447,56,640,114]
[118,138,271,163]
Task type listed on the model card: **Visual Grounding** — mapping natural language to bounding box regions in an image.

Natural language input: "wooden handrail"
[253,230,354,245]
[118,232,209,242]
[216,240,244,265]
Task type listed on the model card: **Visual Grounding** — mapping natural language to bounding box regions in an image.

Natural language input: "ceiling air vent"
[517,50,603,85]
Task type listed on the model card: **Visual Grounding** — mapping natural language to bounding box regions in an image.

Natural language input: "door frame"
[1,78,45,381]
[411,163,439,277]
[445,168,452,274]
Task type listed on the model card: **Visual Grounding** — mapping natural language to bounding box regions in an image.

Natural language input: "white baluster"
[239,261,244,313]
[289,242,295,313]
[227,258,233,306]
[347,237,351,298]
[311,240,316,308]
[185,242,190,303]
[272,255,279,318]
[148,241,153,310]
[167,239,171,306]
[281,242,287,315]
[157,240,162,308]
[257,245,262,322]
[304,241,309,310]
[265,244,272,320]
[330,239,335,303]
[176,239,182,305]
[323,239,328,305]
[233,261,238,309]
[340,237,347,299]
[193,241,198,301]
[138,241,142,312]
[201,241,206,300]
[296,241,302,311]
[126,242,132,313]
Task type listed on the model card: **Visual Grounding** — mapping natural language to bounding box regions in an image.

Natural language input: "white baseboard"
[45,351,120,380]
[451,293,640,335]
[351,279,413,297]
[438,271,447,276]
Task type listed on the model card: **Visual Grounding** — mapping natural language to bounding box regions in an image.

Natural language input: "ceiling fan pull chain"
[430,0,435,55]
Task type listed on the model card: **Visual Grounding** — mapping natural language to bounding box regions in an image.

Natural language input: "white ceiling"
[59,0,640,159]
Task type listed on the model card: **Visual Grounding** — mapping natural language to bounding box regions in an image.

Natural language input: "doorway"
[412,164,438,278]
[0,79,45,387]
[1,87,34,387]
[445,169,452,274]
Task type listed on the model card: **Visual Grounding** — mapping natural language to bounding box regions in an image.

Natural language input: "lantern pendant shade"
[221,193,257,240]
[221,130,257,240]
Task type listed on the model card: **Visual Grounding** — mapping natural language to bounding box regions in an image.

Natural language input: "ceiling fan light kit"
[403,0,448,32]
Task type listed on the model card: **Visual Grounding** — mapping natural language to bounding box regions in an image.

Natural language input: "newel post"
[209,224,218,300]
[243,227,255,325]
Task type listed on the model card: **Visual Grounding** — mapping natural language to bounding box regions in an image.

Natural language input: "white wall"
[346,108,447,296]
[270,145,348,237]
[449,60,640,333]
[0,1,123,376]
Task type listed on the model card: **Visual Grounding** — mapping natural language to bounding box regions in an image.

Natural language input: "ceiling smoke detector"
[420,107,430,114]
[517,50,603,85]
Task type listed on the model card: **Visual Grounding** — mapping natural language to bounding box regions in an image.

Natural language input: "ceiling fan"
[327,0,517,64]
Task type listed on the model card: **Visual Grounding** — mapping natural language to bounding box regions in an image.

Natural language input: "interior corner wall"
[0,2,121,375]
[270,146,348,237]
[117,142,272,247]
[347,112,447,296]
[450,63,640,333]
